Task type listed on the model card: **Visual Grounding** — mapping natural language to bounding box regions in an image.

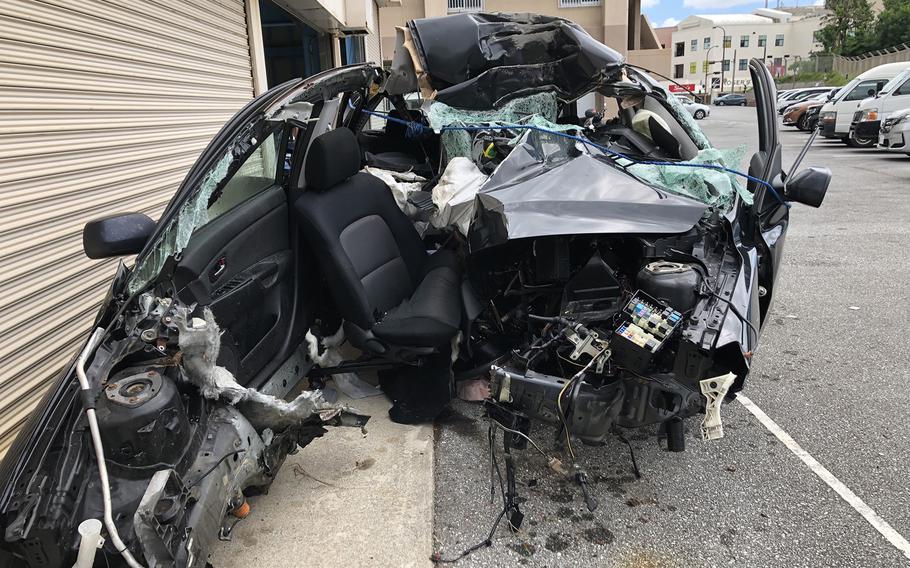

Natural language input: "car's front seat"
[294,127,462,357]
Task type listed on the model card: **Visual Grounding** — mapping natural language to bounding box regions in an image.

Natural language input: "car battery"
[612,291,683,372]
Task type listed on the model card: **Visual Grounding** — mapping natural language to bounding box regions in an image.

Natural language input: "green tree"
[817,0,874,54]
[874,0,910,49]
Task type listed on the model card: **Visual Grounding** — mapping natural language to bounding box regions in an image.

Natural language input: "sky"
[645,0,823,28]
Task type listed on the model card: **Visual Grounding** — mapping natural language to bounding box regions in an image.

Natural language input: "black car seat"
[294,127,462,358]
[362,109,433,177]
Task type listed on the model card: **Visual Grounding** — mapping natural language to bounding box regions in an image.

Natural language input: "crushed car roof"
[407,12,625,109]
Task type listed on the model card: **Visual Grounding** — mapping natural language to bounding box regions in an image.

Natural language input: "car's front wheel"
[694,110,706,119]
[847,134,876,148]
[740,101,747,107]
[797,114,809,131]
[717,101,725,106]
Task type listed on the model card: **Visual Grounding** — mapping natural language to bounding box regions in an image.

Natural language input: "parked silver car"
[676,96,711,119]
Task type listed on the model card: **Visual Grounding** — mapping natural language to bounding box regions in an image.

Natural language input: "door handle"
[210,256,227,282]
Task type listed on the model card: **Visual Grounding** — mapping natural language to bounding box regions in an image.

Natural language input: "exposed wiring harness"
[347,99,789,208]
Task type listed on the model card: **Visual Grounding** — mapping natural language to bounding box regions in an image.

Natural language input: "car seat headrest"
[305,128,362,191]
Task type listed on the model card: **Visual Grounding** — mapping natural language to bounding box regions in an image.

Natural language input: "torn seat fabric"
[294,128,462,350]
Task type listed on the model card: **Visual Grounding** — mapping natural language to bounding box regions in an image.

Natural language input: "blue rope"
[353,101,788,208]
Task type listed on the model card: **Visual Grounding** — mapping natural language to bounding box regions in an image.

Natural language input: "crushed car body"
[0,12,830,567]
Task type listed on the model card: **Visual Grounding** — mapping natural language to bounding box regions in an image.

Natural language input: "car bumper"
[820,120,843,138]
[879,121,910,152]
[782,113,800,125]
[855,120,881,139]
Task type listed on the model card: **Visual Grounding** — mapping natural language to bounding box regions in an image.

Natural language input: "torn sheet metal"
[173,307,357,430]
[468,131,708,250]
[430,157,487,236]
[407,13,624,109]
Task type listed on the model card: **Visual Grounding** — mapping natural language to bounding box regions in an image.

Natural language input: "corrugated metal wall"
[0,0,255,455]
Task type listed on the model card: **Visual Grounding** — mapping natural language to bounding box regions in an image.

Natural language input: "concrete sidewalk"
[210,392,435,568]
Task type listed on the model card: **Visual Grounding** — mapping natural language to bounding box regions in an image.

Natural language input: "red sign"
[669,83,695,93]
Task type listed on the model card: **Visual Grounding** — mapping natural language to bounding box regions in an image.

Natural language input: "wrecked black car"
[0,12,829,567]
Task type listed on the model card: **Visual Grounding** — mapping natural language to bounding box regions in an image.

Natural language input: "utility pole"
[704,45,717,98]
[713,25,727,93]
[731,48,737,92]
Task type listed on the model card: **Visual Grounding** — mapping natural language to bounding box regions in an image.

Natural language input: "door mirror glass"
[83,213,155,259]
[785,166,830,208]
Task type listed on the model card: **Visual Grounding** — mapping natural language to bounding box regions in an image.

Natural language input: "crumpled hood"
[407,12,624,109]
[468,140,708,250]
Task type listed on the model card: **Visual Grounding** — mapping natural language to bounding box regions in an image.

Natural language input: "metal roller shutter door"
[365,0,381,64]
[0,0,255,456]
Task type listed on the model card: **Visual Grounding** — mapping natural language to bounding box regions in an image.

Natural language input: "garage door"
[365,0,381,64]
[0,0,255,456]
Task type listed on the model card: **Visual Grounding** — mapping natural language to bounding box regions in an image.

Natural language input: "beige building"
[670,8,826,93]
[377,0,670,79]
[0,0,381,456]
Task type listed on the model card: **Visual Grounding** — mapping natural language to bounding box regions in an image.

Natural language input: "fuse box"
[612,291,683,372]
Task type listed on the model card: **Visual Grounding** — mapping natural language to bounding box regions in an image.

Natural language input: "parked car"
[851,68,910,148]
[782,94,830,130]
[818,61,910,146]
[714,93,747,106]
[878,107,910,155]
[0,12,830,568]
[676,95,711,119]
[776,87,835,114]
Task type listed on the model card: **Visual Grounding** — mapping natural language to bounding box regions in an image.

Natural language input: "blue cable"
[351,100,789,208]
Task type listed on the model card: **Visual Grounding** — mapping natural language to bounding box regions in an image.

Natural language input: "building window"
[691,39,698,52]
[722,59,730,71]
[675,42,685,57]
[775,34,785,46]
[758,34,767,47]
[740,35,749,48]
[738,58,748,71]
[723,35,731,48]
[689,61,697,74]
[447,0,484,12]
[674,64,684,79]
[558,0,602,6]
[704,37,711,49]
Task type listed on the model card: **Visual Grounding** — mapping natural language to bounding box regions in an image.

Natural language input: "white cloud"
[642,0,659,8]
[682,0,759,8]
[659,17,680,27]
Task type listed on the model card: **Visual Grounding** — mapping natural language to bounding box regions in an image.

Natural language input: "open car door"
[746,58,788,324]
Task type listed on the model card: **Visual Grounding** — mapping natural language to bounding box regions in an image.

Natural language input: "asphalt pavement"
[432,106,910,567]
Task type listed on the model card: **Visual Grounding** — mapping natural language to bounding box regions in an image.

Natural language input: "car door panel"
[173,185,292,385]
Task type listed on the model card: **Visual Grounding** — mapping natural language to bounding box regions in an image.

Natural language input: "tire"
[694,110,706,119]
[740,102,747,107]
[717,101,725,106]
[797,114,809,131]
[847,134,876,148]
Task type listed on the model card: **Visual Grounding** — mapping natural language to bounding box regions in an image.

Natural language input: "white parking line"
[737,395,910,561]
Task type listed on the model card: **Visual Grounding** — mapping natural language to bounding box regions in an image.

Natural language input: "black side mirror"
[584,108,597,119]
[83,213,155,259]
[867,88,876,97]
[785,166,830,208]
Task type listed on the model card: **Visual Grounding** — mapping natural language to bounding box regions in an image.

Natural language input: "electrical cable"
[490,420,549,460]
[185,450,246,489]
[702,289,759,342]
[346,99,789,208]
[432,425,510,564]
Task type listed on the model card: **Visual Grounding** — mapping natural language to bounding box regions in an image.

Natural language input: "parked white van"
[852,68,910,148]
[818,62,910,146]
